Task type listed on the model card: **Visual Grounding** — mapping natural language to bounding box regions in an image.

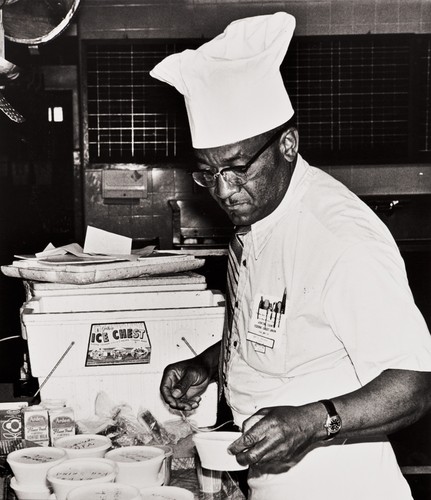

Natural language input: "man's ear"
[280,127,299,162]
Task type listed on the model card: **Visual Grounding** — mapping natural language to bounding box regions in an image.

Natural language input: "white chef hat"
[150,12,296,149]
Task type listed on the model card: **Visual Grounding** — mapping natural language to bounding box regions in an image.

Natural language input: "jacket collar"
[249,154,311,259]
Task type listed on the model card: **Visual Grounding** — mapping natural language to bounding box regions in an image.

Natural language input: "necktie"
[0,90,25,123]
[219,225,251,395]
[226,227,249,327]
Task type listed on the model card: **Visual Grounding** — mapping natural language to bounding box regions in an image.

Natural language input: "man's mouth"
[224,201,247,209]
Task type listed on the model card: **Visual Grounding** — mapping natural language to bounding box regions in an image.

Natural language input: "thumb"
[171,371,196,399]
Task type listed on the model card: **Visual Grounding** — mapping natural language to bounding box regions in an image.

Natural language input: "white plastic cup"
[9,477,52,500]
[196,457,222,494]
[46,457,117,500]
[54,433,112,459]
[66,482,141,500]
[105,445,165,488]
[193,431,248,471]
[7,446,67,486]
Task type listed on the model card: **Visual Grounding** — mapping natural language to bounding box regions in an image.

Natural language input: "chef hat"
[150,12,296,149]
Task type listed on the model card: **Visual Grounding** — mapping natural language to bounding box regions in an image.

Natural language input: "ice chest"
[21,284,225,426]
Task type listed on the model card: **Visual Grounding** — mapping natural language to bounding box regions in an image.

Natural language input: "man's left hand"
[228,405,321,476]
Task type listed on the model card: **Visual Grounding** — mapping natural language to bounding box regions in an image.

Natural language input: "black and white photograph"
[0,1,431,499]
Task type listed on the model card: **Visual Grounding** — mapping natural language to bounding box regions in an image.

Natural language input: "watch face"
[327,415,342,434]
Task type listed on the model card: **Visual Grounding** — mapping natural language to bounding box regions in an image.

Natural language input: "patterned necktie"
[226,226,250,327]
[219,225,251,395]
[0,90,25,123]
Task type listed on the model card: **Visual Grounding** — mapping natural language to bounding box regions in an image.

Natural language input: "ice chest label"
[86,321,152,367]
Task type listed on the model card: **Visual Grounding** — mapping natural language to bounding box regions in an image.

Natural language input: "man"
[150,12,431,499]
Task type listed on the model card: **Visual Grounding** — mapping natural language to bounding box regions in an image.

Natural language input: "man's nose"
[214,173,240,199]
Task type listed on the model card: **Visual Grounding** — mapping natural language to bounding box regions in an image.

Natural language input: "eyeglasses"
[192,128,282,188]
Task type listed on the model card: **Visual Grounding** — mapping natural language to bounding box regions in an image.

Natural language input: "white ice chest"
[20,276,225,426]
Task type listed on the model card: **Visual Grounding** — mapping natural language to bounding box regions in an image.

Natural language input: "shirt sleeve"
[322,240,431,386]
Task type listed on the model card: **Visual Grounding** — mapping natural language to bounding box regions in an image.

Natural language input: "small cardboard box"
[23,406,50,446]
[0,403,28,440]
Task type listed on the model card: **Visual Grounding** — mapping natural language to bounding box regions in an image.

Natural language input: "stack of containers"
[7,446,67,499]
[7,435,122,499]
[46,457,118,500]
[6,435,192,500]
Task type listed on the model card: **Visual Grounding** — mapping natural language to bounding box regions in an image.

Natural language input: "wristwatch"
[319,399,342,440]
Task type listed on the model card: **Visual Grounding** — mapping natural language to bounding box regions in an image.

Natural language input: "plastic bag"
[75,391,194,448]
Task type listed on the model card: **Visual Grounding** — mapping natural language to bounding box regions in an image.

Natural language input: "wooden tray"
[1,256,205,285]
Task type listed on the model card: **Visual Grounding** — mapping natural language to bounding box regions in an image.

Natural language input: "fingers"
[228,409,289,467]
[228,410,267,455]
[170,370,196,400]
[230,433,269,466]
[160,368,188,409]
[176,395,202,412]
[160,364,206,410]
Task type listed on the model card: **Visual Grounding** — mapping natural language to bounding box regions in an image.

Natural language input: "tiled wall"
[85,166,200,249]
[80,0,431,247]
[80,0,431,39]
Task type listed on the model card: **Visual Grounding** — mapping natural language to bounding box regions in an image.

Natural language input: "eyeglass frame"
[191,127,284,188]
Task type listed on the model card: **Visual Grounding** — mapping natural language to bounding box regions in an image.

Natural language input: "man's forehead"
[194,141,249,164]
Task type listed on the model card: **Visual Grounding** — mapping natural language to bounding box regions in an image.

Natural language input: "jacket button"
[242,259,246,266]
[233,341,238,348]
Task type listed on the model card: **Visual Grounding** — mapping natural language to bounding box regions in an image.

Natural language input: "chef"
[151,12,431,499]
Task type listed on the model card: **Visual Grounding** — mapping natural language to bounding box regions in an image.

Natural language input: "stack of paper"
[2,227,205,284]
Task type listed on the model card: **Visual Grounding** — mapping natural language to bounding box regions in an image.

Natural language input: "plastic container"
[193,431,248,471]
[105,445,165,488]
[54,433,111,458]
[46,457,117,500]
[7,446,67,486]
[9,477,52,500]
[66,482,141,500]
[196,457,222,494]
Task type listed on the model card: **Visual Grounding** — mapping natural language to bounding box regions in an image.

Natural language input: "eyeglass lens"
[192,127,282,188]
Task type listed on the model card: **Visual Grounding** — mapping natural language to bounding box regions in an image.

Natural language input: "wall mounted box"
[102,168,148,200]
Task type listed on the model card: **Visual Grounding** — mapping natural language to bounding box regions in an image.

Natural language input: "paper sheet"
[83,226,132,255]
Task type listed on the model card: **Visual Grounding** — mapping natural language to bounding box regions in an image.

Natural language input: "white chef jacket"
[224,154,431,500]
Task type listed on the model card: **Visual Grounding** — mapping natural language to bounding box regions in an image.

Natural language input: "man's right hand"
[160,357,212,411]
